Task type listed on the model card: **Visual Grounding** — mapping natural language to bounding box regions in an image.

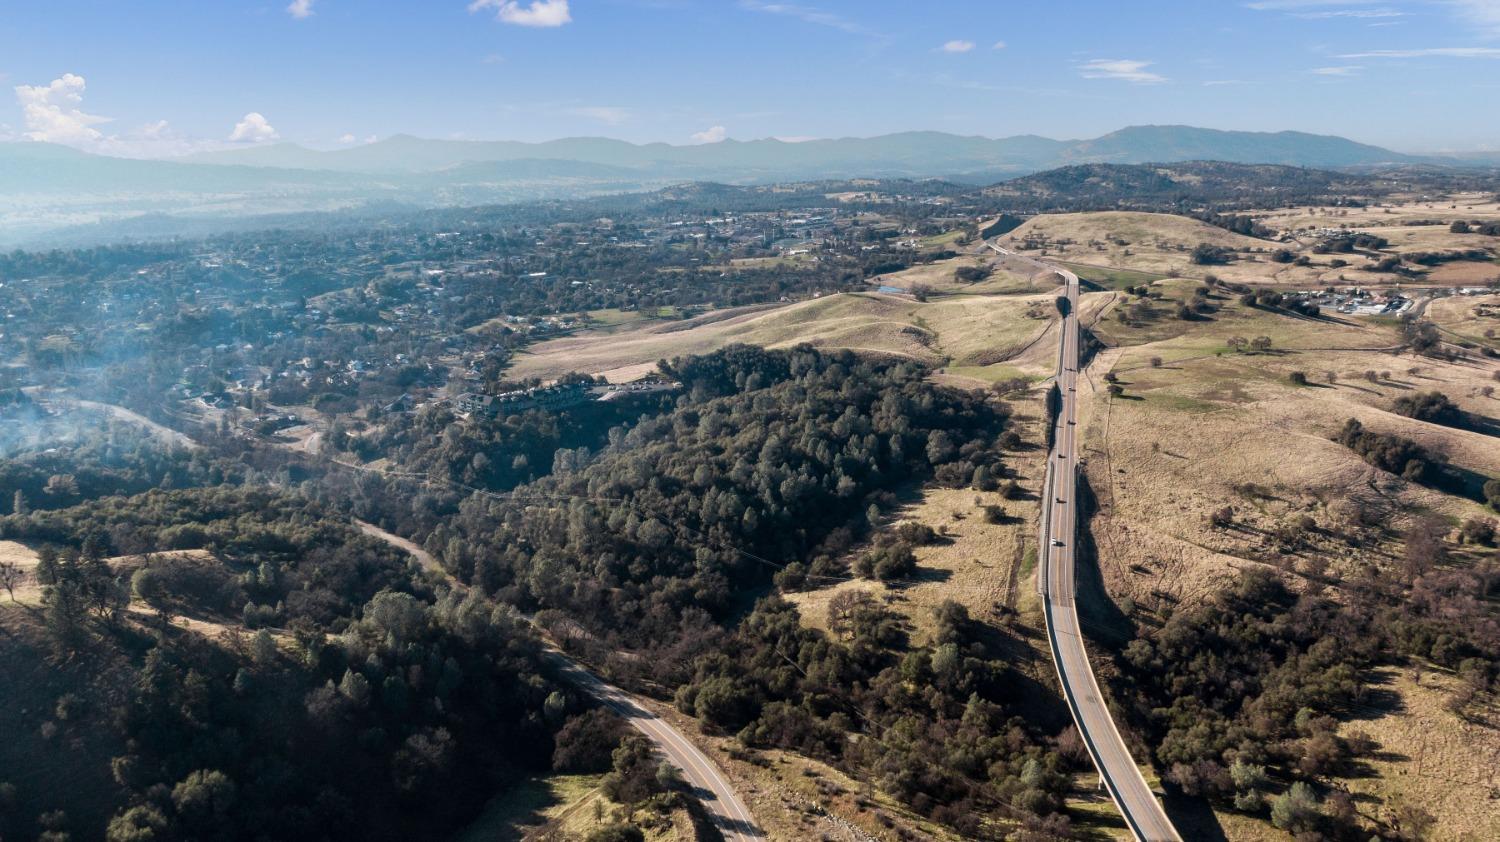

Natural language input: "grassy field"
[1333,666,1500,842]
[783,477,1042,650]
[1255,193,1500,257]
[1001,212,1285,283]
[1092,278,1399,353]
[726,254,816,269]
[455,773,652,841]
[918,228,969,250]
[1069,285,1500,840]
[1002,206,1500,288]
[507,291,1060,384]
[865,253,1059,298]
[1082,336,1499,598]
[0,539,41,605]
[584,306,676,326]
[1426,292,1500,351]
[1007,211,1267,252]
[1059,261,1170,290]
[1427,260,1499,285]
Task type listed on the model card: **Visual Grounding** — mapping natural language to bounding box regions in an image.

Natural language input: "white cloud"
[14,73,111,143]
[1338,46,1500,57]
[338,133,357,144]
[690,125,728,144]
[992,40,1007,49]
[1448,0,1500,37]
[1249,0,1499,35]
[1078,59,1167,83]
[739,1,875,37]
[287,0,315,19]
[941,40,975,53]
[1311,64,1363,75]
[566,106,630,125]
[12,73,271,158]
[773,135,819,143]
[1290,8,1406,19]
[229,112,280,143]
[468,0,572,27]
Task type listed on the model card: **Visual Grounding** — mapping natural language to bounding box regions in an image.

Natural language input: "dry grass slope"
[1072,285,1500,840]
[508,291,1058,384]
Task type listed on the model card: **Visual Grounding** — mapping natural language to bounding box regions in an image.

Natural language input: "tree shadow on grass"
[458,771,573,842]
[1073,472,1133,650]
[1430,463,1496,503]
[1347,669,1406,723]
[899,566,953,587]
[1459,411,1500,438]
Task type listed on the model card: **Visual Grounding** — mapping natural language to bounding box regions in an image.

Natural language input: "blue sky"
[2,0,1498,157]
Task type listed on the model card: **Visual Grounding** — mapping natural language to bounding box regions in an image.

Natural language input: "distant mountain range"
[174,125,1435,177]
[0,125,1492,247]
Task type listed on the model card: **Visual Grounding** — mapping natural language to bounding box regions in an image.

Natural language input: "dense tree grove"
[0,487,587,842]
[1335,416,1493,505]
[684,596,1075,836]
[103,588,562,841]
[1313,232,1388,254]
[2,488,415,627]
[1191,211,1270,238]
[1335,419,1434,482]
[1391,390,1461,427]
[428,346,1007,652]
[1190,243,1236,265]
[339,391,673,492]
[0,420,244,515]
[396,346,1075,833]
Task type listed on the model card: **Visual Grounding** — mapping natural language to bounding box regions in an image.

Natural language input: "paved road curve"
[357,521,763,841]
[541,650,764,842]
[1032,260,1182,842]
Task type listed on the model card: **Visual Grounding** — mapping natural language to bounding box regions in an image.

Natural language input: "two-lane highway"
[1035,263,1182,841]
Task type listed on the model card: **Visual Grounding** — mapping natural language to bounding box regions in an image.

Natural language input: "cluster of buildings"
[1290,287,1413,316]
[455,380,682,419]
[456,383,592,418]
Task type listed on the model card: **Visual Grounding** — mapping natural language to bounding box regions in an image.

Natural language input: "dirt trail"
[355,520,444,578]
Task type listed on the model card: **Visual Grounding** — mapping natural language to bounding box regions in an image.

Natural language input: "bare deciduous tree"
[0,559,23,602]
